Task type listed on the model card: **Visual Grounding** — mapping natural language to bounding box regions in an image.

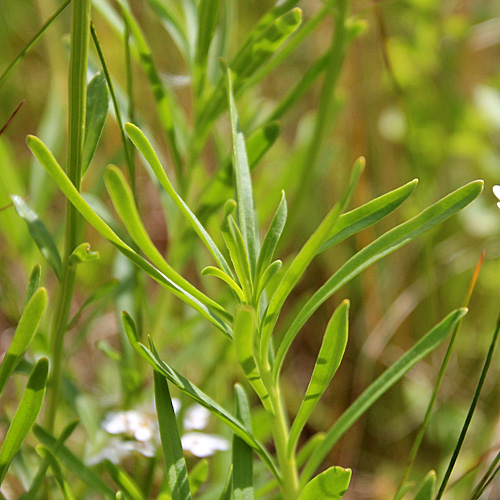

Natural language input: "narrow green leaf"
[125,122,233,278]
[218,465,233,500]
[414,471,436,500]
[82,72,109,174]
[0,358,49,484]
[255,191,287,282]
[262,158,364,365]
[298,466,351,500]
[300,308,468,485]
[233,307,270,411]
[254,260,282,304]
[189,460,209,496]
[27,135,232,337]
[104,165,228,318]
[0,288,48,396]
[23,264,41,311]
[274,181,484,381]
[201,266,245,302]
[393,482,415,500]
[37,446,77,500]
[67,279,118,330]
[318,179,419,253]
[104,460,145,500]
[288,300,349,457]
[122,312,280,481]
[68,242,100,266]
[226,66,258,273]
[154,370,192,500]
[233,384,254,500]
[11,195,62,279]
[33,425,116,499]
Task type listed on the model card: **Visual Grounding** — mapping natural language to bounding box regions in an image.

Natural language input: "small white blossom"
[183,404,210,431]
[86,438,156,466]
[102,410,157,442]
[181,432,230,458]
[493,185,500,209]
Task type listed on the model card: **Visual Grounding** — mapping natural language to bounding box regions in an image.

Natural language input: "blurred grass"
[1,0,500,498]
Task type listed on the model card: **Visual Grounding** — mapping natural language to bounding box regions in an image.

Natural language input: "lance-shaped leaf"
[274,180,484,381]
[122,312,280,481]
[233,307,271,412]
[0,288,48,396]
[104,165,228,318]
[288,300,349,457]
[254,260,282,304]
[0,357,48,484]
[300,308,467,485]
[202,266,245,302]
[104,459,144,500]
[82,72,109,175]
[27,135,232,337]
[33,425,116,499]
[261,158,364,364]
[23,264,41,311]
[318,179,418,253]
[37,446,77,500]
[155,370,192,500]
[11,195,62,279]
[125,122,233,278]
[226,66,258,274]
[255,191,287,282]
[298,466,351,500]
[414,471,436,500]
[232,384,254,500]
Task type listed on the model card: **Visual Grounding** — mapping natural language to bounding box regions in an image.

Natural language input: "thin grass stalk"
[470,449,500,500]
[435,313,500,500]
[397,252,485,491]
[45,0,90,432]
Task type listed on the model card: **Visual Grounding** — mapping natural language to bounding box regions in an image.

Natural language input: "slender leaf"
[232,384,254,500]
[82,72,109,174]
[33,425,116,499]
[0,288,48,396]
[27,135,232,337]
[104,460,145,500]
[261,158,364,364]
[155,370,192,500]
[122,312,280,481]
[218,465,233,500]
[201,266,245,302]
[288,300,349,457]
[0,358,49,484]
[125,123,233,278]
[300,308,468,485]
[254,260,282,304]
[22,264,41,311]
[189,460,209,496]
[414,471,436,500]
[298,466,351,500]
[274,181,483,381]
[226,65,258,273]
[37,446,77,500]
[255,191,287,282]
[11,195,62,279]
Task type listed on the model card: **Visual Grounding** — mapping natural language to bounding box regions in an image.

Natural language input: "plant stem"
[45,0,90,432]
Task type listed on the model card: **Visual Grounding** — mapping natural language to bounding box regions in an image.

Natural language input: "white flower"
[183,404,210,431]
[181,432,230,458]
[85,437,156,466]
[493,185,500,209]
[102,410,157,442]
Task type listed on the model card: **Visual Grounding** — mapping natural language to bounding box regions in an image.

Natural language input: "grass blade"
[0,288,48,396]
[0,358,49,484]
[288,300,349,457]
[125,122,233,278]
[11,195,63,280]
[27,135,232,337]
[274,181,483,381]
[154,370,192,500]
[298,466,351,500]
[37,445,78,500]
[261,158,364,367]
[300,308,467,485]
[82,72,109,175]
[33,425,116,499]
[226,66,258,273]
[232,384,254,500]
[414,471,436,500]
[122,312,280,481]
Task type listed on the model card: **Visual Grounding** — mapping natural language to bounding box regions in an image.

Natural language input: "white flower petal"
[183,404,210,431]
[181,432,230,458]
[102,412,128,435]
[493,185,500,201]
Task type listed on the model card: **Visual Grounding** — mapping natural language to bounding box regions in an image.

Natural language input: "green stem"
[45,0,90,432]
